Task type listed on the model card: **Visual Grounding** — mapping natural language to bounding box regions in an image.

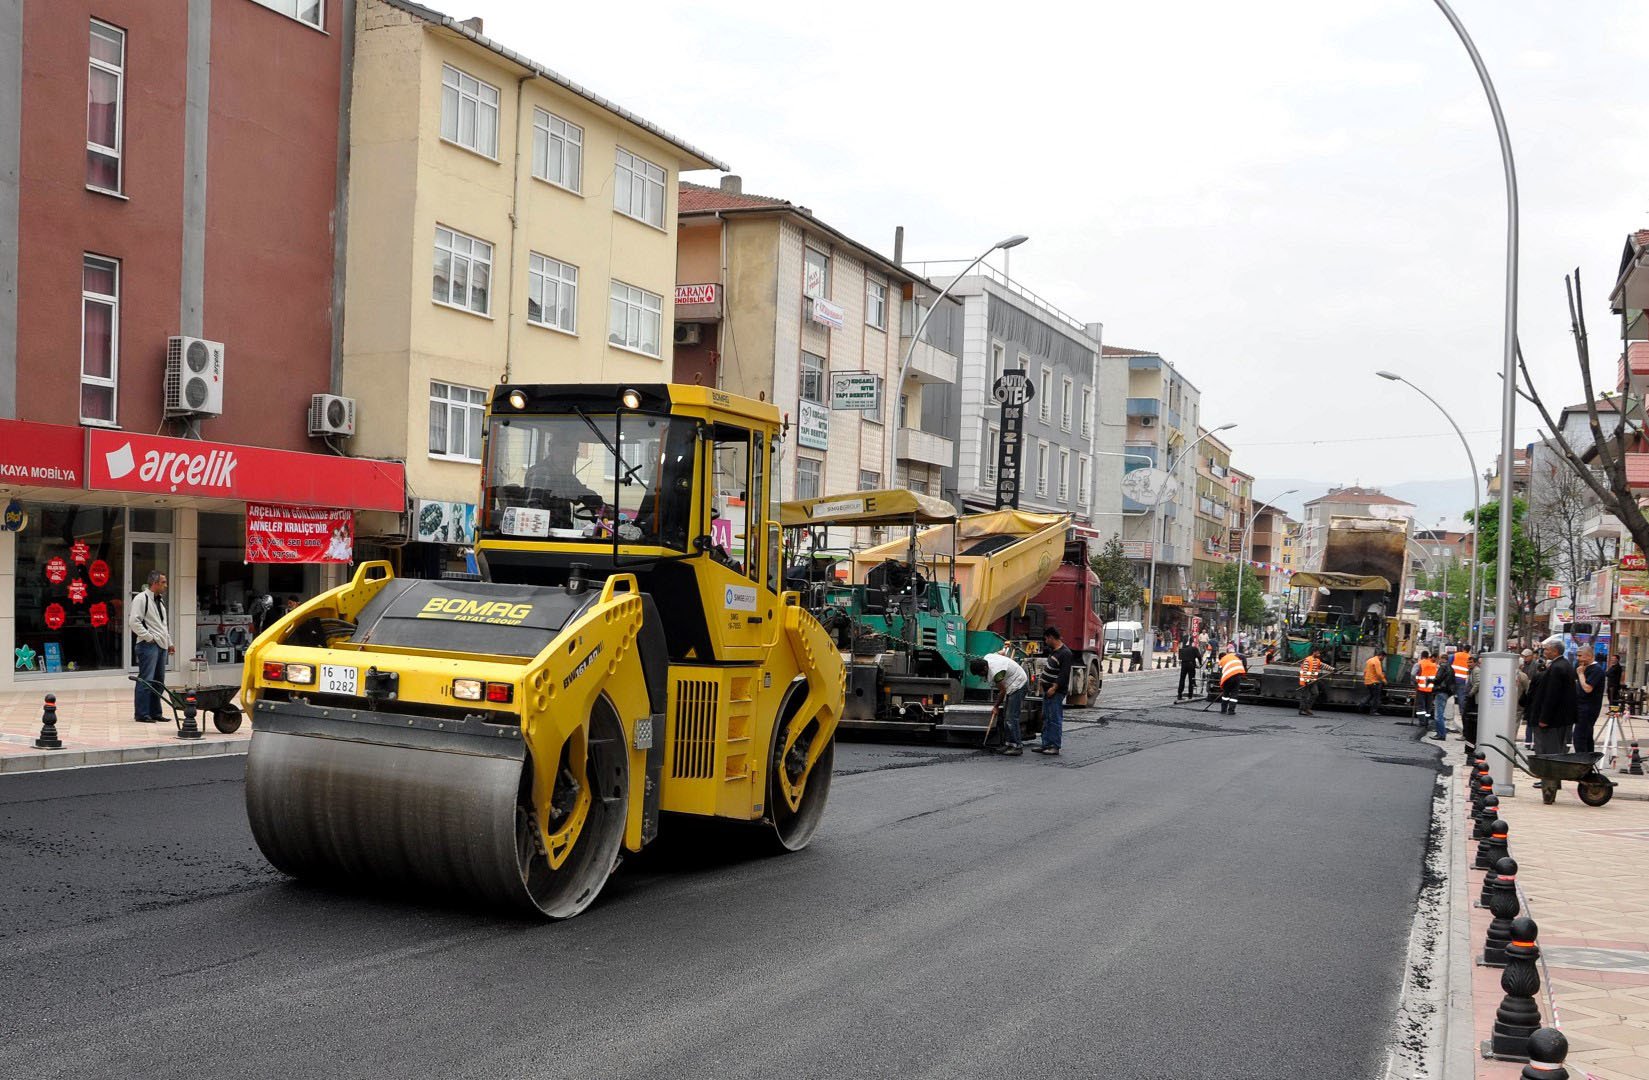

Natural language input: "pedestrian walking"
[1036,626,1073,756]
[1177,637,1200,699]
[1606,653,1625,712]
[1297,645,1326,716]
[1574,645,1605,755]
[127,569,174,723]
[1362,648,1387,714]
[1529,637,1577,802]
[970,652,1027,756]
[1430,650,1456,741]
[1415,650,1437,728]
[1217,646,1245,715]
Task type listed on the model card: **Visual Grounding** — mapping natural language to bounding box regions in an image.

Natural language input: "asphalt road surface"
[0,670,1441,1079]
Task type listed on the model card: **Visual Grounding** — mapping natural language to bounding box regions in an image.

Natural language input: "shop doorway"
[127,537,173,670]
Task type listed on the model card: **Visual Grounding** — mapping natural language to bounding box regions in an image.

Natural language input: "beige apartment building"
[342,0,722,570]
[673,179,958,504]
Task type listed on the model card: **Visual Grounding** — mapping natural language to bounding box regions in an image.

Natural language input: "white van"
[1103,620,1144,657]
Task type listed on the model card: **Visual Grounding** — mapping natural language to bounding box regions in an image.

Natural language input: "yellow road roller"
[241,384,843,918]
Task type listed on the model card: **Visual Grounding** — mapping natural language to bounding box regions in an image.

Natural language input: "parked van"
[1103,620,1144,657]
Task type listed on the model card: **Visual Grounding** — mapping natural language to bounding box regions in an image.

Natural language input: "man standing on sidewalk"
[1036,626,1072,756]
[970,652,1027,756]
[1451,644,1472,722]
[1362,649,1387,714]
[1414,650,1437,726]
[127,570,173,723]
[1431,650,1457,741]
[1574,645,1605,755]
[1177,637,1200,700]
[1531,636,1577,802]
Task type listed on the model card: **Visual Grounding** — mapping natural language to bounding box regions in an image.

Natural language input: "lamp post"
[1377,370,1483,652]
[1234,489,1298,647]
[1142,422,1236,669]
[886,234,1028,488]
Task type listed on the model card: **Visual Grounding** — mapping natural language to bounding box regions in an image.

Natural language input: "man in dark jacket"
[1037,626,1073,756]
[1177,638,1200,699]
[1530,637,1577,803]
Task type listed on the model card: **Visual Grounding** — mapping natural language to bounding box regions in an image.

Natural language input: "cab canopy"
[780,489,957,528]
[1290,572,1391,592]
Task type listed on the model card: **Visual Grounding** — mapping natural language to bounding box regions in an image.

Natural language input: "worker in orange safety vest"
[1451,646,1472,719]
[1297,645,1329,716]
[1362,648,1388,715]
[1217,647,1246,715]
[1415,651,1438,726]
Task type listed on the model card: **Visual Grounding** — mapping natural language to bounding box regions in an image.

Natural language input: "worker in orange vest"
[1362,648,1388,714]
[1297,645,1328,716]
[1217,646,1246,715]
[1415,651,1438,728]
[1451,646,1472,721]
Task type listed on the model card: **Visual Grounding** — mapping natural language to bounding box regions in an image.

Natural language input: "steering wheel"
[570,495,605,523]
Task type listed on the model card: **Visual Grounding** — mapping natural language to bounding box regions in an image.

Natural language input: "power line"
[1237,427,1540,449]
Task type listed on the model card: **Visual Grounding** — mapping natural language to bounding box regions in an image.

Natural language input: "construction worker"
[1298,645,1326,716]
[1218,646,1246,715]
[1362,648,1388,715]
[1415,650,1437,727]
[1451,645,1472,721]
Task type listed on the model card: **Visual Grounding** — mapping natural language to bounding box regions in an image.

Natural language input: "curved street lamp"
[1142,421,1236,667]
[884,234,1029,487]
[1233,488,1298,645]
[1376,370,1483,651]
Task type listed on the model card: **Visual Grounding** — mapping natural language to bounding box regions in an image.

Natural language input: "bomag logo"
[416,597,535,625]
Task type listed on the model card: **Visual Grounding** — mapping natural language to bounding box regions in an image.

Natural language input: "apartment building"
[0,0,405,692]
[674,179,958,511]
[340,0,722,573]
[1190,429,1236,619]
[1250,509,1296,595]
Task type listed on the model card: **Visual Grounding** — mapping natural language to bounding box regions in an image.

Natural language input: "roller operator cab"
[242,384,844,919]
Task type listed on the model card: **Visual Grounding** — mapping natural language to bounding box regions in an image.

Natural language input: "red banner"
[245,503,355,564]
[0,420,84,489]
[87,430,404,512]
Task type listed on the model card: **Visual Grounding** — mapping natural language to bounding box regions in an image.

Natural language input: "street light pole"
[886,234,1028,489]
[1142,422,1236,669]
[1376,371,1482,652]
[1234,489,1298,645]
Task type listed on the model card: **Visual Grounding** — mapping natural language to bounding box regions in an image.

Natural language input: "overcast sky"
[448,0,1649,499]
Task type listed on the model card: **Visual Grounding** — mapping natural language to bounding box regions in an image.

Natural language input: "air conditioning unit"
[163,336,226,416]
[1139,415,1156,427]
[308,394,357,437]
[673,323,702,346]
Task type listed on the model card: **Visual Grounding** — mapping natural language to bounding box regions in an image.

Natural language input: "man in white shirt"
[971,650,1029,756]
[127,570,173,723]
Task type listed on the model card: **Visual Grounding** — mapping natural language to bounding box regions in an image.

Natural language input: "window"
[13,504,129,675]
[614,148,665,227]
[1059,449,1070,502]
[799,351,825,403]
[1078,456,1091,505]
[86,21,124,192]
[608,281,662,356]
[249,0,322,28]
[1039,368,1052,422]
[796,457,822,501]
[527,253,577,333]
[439,65,499,158]
[429,381,487,461]
[866,281,887,330]
[531,108,582,192]
[1061,378,1073,432]
[80,255,118,424]
[1035,441,1048,497]
[804,248,830,300]
[908,474,929,496]
[983,425,999,484]
[1081,387,1093,437]
[990,343,1005,388]
[859,470,881,491]
[432,226,492,315]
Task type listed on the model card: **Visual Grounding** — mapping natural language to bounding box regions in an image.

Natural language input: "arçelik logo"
[104,442,135,479]
[104,441,238,493]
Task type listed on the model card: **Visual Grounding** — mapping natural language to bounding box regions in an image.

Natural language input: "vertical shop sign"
[992,370,1035,509]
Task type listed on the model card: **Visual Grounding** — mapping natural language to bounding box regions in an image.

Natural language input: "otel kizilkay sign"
[991,369,1035,509]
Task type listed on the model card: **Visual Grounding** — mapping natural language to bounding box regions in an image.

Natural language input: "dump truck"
[242,384,844,918]
[992,536,1107,707]
[1236,515,1417,713]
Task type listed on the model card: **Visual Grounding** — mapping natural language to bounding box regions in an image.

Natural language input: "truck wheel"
[1072,660,1102,707]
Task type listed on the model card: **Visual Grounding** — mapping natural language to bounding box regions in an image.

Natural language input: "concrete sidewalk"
[0,684,250,773]
[1458,744,1649,1079]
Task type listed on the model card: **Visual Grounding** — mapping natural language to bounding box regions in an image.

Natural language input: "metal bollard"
[33,693,64,750]
[1519,1028,1570,1079]
[1483,856,1520,964]
[177,690,203,741]
[1630,742,1644,776]
[1473,794,1500,839]
[1483,916,1543,1061]
[1476,819,1510,872]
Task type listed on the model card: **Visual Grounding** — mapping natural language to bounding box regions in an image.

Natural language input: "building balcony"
[897,427,954,467]
[1125,397,1160,418]
[1624,341,1649,400]
[1628,453,1649,493]
[899,336,957,385]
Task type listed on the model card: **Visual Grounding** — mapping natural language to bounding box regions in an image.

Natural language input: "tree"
[1212,562,1264,628]
[1464,498,1551,639]
[1525,459,1606,614]
[1413,558,1472,640]
[1090,534,1141,620]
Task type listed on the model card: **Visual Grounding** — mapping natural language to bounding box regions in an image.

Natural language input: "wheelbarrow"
[128,676,244,734]
[1484,742,1615,806]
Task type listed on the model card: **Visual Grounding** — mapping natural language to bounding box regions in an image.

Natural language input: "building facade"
[0,0,404,692]
[1250,509,1296,596]
[673,179,957,515]
[1190,429,1236,624]
[340,0,722,573]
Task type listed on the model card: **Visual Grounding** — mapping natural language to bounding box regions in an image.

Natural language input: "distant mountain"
[1252,478,1480,531]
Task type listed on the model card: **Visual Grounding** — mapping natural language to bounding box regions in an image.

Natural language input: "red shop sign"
[45,557,67,584]
[43,603,65,630]
[89,602,109,628]
[245,503,355,564]
[70,540,90,565]
[88,560,110,587]
[0,419,84,490]
[86,429,404,512]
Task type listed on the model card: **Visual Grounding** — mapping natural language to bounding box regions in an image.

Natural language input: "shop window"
[12,505,126,674]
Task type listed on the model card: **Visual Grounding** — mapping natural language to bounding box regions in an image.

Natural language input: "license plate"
[320,665,358,695]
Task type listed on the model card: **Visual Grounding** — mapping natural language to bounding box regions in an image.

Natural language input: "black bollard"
[1519,1027,1569,1080]
[1476,819,1510,872]
[1483,856,1520,964]
[1474,795,1501,838]
[1484,916,1543,1061]
[1631,742,1644,776]
[177,690,203,741]
[33,693,63,750]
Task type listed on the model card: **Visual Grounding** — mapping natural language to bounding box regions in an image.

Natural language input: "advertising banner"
[992,369,1034,509]
[414,500,476,545]
[245,503,355,564]
[797,401,830,450]
[0,419,84,489]
[829,373,881,411]
[810,298,846,330]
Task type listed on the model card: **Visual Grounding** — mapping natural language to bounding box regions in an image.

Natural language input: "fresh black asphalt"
[0,672,1441,1079]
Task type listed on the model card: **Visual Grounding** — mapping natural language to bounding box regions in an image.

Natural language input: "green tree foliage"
[1212,562,1265,627]
[1465,498,1552,636]
[1414,559,1472,640]
[1090,534,1141,620]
